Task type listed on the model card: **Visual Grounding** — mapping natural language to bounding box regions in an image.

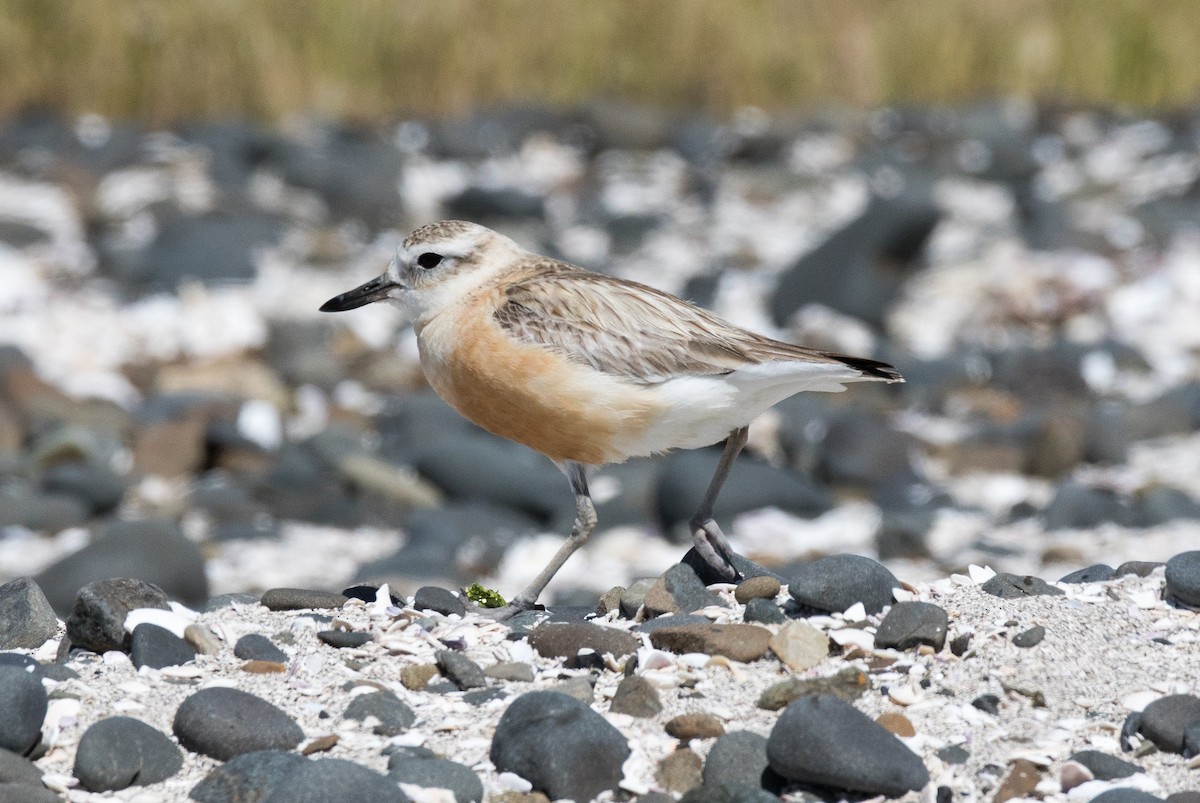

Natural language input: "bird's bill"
[319,275,398,312]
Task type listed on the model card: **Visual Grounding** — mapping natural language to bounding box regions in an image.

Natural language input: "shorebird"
[321,220,902,616]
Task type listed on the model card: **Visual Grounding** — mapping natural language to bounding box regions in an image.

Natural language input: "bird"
[320,220,902,617]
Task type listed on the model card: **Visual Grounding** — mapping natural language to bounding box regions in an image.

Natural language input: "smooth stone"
[665,713,724,741]
[619,578,657,618]
[34,519,208,613]
[815,412,916,489]
[173,687,303,761]
[743,598,785,624]
[317,630,372,648]
[734,575,780,604]
[388,757,483,802]
[261,588,347,611]
[483,662,534,683]
[1116,561,1164,578]
[130,623,196,669]
[528,621,639,659]
[788,554,899,614]
[636,613,711,634]
[936,745,970,765]
[0,578,57,650]
[553,676,595,703]
[980,573,1065,599]
[1134,487,1200,526]
[413,586,466,617]
[1012,625,1046,648]
[656,748,702,794]
[877,712,916,737]
[757,667,869,710]
[1060,564,1116,583]
[643,563,726,617]
[73,716,183,792]
[1043,482,1131,529]
[678,785,779,803]
[1165,551,1200,607]
[262,757,408,803]
[874,601,949,651]
[190,750,307,803]
[1139,694,1200,753]
[384,746,438,762]
[702,731,771,790]
[184,624,221,655]
[766,694,930,795]
[65,577,170,654]
[234,634,288,663]
[994,758,1041,803]
[1068,750,1141,780]
[0,747,41,786]
[0,490,87,532]
[0,782,60,803]
[436,650,487,690]
[972,694,1001,715]
[609,675,663,718]
[1089,792,1167,803]
[768,621,829,671]
[39,461,126,515]
[343,691,415,736]
[462,688,508,706]
[490,691,629,802]
[648,622,772,662]
[0,666,46,755]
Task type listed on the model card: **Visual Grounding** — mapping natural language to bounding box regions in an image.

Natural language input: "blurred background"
[1,0,1199,613]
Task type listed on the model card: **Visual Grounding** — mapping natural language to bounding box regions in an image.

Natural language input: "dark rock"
[0,490,88,532]
[436,650,486,690]
[636,613,712,634]
[816,413,915,489]
[343,691,415,736]
[73,716,183,791]
[656,449,831,532]
[0,666,46,755]
[130,623,196,669]
[702,730,772,790]
[788,554,899,614]
[1043,482,1131,530]
[681,548,783,587]
[0,578,57,650]
[0,782,60,803]
[65,577,170,653]
[936,745,969,765]
[190,749,307,803]
[1165,551,1200,607]
[387,757,484,803]
[980,573,1064,599]
[757,667,869,710]
[1088,792,1166,803]
[1134,487,1200,526]
[1060,564,1115,583]
[528,621,639,660]
[262,757,408,803]
[39,461,126,515]
[234,634,288,663]
[617,578,656,618]
[35,519,208,614]
[173,687,304,761]
[413,586,466,617]
[445,186,545,220]
[766,694,929,795]
[643,563,726,617]
[609,676,662,718]
[489,691,629,802]
[656,748,703,795]
[743,598,785,624]
[874,601,948,651]
[1012,625,1046,648]
[972,694,1001,715]
[0,747,41,786]
[1068,750,1141,780]
[317,630,372,649]
[1139,694,1200,754]
[1116,561,1163,578]
[648,623,772,662]
[462,688,508,706]
[261,588,347,611]
[771,185,939,329]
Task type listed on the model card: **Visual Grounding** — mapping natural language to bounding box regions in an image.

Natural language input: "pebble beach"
[0,101,1199,801]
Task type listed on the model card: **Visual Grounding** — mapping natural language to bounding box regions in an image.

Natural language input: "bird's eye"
[416,252,443,269]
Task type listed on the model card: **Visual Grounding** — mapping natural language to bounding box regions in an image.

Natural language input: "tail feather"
[828,353,904,383]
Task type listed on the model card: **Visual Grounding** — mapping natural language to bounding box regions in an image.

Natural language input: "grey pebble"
[388,757,483,803]
[1165,551,1200,607]
[742,597,785,624]
[0,746,42,786]
[0,578,57,650]
[173,687,304,761]
[980,573,1065,599]
[413,586,466,617]
[1069,750,1141,780]
[490,691,629,802]
[1059,564,1115,583]
[436,649,487,690]
[263,757,409,803]
[1012,625,1046,648]
[483,661,534,682]
[317,629,372,648]
[65,577,170,654]
[788,554,899,614]
[874,601,948,651]
[1139,694,1200,754]
[234,633,288,663]
[0,665,47,755]
[528,621,639,659]
[610,675,662,718]
[343,690,415,736]
[130,623,196,669]
[261,587,347,610]
[73,716,183,792]
[190,749,307,803]
[643,563,726,617]
[702,730,771,790]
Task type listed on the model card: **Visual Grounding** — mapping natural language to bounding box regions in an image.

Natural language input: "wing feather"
[493,268,901,386]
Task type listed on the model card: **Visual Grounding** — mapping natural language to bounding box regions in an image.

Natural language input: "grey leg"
[689,427,748,581]
[479,461,596,618]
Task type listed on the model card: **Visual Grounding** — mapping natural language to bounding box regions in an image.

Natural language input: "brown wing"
[493,268,896,386]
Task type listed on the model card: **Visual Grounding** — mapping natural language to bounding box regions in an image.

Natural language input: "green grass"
[2,0,1198,124]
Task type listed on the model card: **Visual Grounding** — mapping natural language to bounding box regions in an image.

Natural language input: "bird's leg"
[688,426,749,582]
[476,462,596,620]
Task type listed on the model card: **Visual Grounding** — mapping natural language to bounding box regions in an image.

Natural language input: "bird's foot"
[690,518,743,582]
[469,595,539,622]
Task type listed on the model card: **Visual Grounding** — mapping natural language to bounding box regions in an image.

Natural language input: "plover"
[321,220,902,615]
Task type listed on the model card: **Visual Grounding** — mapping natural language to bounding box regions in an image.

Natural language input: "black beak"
[319,275,397,312]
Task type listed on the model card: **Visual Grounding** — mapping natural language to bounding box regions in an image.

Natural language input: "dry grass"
[1,0,1198,124]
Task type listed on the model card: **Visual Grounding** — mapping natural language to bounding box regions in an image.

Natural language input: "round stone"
[0,666,47,755]
[73,717,183,792]
[788,555,899,614]
[173,687,303,761]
